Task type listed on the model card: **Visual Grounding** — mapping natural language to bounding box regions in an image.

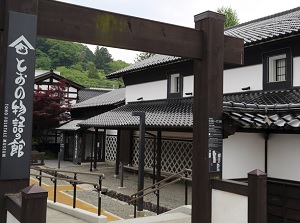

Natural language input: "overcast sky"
[59,0,300,63]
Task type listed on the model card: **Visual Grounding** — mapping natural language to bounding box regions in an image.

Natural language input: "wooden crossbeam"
[37,0,243,64]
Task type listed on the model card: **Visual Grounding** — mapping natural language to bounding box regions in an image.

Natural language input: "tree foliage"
[134,52,155,62]
[32,80,71,144]
[94,46,113,71]
[217,6,239,28]
[36,37,129,88]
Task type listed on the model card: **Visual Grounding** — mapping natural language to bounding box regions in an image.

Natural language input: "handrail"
[130,169,186,198]
[30,167,104,216]
[31,167,105,178]
[30,174,100,189]
[128,178,182,203]
[128,168,192,217]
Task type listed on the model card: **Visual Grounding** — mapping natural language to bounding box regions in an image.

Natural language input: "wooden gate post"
[248,169,267,223]
[21,184,48,223]
[192,11,225,223]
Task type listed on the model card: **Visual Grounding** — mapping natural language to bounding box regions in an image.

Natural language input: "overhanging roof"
[79,88,300,131]
[72,88,125,109]
[56,120,84,131]
[79,97,193,130]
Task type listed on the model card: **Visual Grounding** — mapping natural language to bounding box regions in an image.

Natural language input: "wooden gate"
[268,179,300,222]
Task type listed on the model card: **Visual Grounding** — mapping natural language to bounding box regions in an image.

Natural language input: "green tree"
[87,62,99,79]
[134,52,155,62]
[106,60,129,74]
[217,6,239,28]
[35,49,51,69]
[94,46,113,71]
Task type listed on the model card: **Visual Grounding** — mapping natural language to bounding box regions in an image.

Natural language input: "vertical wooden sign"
[0,11,37,180]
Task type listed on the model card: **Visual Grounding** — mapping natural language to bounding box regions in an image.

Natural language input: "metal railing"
[128,168,192,217]
[31,167,105,216]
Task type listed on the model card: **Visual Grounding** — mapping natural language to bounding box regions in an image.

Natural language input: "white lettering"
[16,58,27,73]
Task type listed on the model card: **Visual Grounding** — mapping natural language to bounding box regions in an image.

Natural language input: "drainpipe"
[264,133,269,173]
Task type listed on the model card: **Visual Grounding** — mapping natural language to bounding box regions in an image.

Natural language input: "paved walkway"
[31,160,192,222]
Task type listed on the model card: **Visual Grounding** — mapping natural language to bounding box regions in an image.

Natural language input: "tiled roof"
[77,88,111,103]
[79,97,193,129]
[72,88,125,109]
[224,88,300,105]
[108,54,184,78]
[225,7,300,45]
[56,120,84,131]
[223,88,300,129]
[107,7,300,78]
[79,88,300,130]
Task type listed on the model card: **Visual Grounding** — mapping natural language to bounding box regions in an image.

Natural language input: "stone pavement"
[32,160,192,222]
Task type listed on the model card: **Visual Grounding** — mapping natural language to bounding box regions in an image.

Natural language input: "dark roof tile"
[77,88,111,103]
[72,88,125,109]
[80,88,300,130]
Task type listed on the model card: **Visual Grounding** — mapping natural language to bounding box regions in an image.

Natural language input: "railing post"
[185,171,188,205]
[156,185,160,215]
[51,171,57,203]
[120,162,124,188]
[98,176,102,216]
[39,170,42,186]
[73,173,77,208]
[134,197,137,218]
[248,169,267,223]
[21,184,48,223]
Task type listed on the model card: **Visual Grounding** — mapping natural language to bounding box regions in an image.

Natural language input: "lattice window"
[161,139,193,174]
[132,137,156,169]
[132,137,193,175]
[105,135,117,161]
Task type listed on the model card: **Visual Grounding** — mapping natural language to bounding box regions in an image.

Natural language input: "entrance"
[84,131,105,163]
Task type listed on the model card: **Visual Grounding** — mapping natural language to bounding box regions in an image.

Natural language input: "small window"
[268,54,286,82]
[170,73,180,93]
[263,48,292,91]
[167,72,182,98]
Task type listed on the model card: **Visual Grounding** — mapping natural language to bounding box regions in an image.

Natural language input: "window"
[268,54,286,82]
[167,72,182,98]
[170,73,180,93]
[263,48,292,90]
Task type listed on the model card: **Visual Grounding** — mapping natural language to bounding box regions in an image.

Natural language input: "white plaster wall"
[183,75,194,97]
[223,64,263,93]
[6,211,20,223]
[268,134,300,181]
[223,132,265,179]
[106,129,118,136]
[212,189,247,223]
[126,80,167,103]
[293,57,300,87]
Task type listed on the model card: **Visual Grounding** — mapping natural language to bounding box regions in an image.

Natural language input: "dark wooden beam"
[224,35,244,65]
[36,0,243,64]
[192,11,225,223]
[37,0,202,59]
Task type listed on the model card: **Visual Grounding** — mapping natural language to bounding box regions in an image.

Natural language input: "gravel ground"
[32,161,192,219]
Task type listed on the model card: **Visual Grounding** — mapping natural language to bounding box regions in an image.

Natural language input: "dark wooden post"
[248,169,267,223]
[192,11,225,223]
[132,112,146,212]
[0,1,38,222]
[21,184,48,223]
[115,130,121,176]
[94,128,99,169]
